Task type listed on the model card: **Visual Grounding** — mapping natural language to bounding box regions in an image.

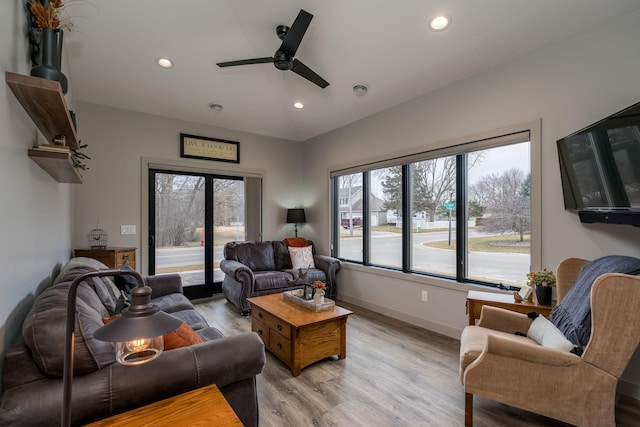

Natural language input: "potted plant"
[526,268,556,305]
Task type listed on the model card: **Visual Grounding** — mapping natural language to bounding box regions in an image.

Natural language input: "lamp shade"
[94,286,182,342]
[287,208,306,224]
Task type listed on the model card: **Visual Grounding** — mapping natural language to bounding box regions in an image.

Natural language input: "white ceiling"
[64,0,640,142]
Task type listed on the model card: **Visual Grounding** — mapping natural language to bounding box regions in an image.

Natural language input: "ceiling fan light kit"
[216,9,329,88]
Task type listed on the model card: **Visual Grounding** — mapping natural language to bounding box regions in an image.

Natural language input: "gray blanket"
[550,255,640,347]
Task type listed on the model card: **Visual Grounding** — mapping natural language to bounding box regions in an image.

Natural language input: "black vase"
[535,285,552,306]
[30,28,68,94]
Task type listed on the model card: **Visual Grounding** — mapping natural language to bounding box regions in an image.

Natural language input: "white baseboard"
[339,294,461,339]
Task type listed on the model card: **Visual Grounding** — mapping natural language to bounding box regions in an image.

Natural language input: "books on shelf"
[33,144,70,153]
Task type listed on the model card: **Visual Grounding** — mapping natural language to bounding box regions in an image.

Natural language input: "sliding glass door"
[149,169,254,299]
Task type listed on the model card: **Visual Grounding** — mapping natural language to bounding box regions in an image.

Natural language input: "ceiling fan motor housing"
[274,51,292,70]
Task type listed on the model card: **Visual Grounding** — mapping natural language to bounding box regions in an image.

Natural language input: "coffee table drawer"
[268,330,291,364]
[253,307,292,337]
[251,318,269,347]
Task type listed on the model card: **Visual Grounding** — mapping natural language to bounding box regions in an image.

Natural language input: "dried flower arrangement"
[312,281,326,291]
[526,268,556,287]
[28,0,73,30]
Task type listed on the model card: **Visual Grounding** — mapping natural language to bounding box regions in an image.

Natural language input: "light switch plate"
[121,225,136,235]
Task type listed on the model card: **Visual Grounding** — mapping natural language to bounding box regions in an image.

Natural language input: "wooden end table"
[248,293,353,376]
[84,384,242,426]
[466,290,555,325]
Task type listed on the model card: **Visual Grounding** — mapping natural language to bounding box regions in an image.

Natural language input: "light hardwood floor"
[195,297,640,427]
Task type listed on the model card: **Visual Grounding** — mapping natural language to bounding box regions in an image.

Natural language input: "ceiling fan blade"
[279,9,313,56]
[291,59,329,88]
[216,57,274,68]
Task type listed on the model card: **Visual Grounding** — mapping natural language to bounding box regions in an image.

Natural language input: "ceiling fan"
[216,9,329,89]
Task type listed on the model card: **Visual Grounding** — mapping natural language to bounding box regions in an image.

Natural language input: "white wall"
[302,10,640,396]
[72,103,305,270]
[0,2,76,374]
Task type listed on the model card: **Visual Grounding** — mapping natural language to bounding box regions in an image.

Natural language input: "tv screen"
[557,102,640,214]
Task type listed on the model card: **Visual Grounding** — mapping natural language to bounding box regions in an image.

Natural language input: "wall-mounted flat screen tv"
[557,101,640,226]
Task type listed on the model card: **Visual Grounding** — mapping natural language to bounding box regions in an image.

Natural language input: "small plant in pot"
[526,268,556,305]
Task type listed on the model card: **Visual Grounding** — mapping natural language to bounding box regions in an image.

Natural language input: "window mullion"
[363,171,370,264]
[456,154,467,281]
[402,164,411,272]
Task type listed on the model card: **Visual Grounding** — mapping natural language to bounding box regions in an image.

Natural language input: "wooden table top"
[84,384,242,427]
[248,293,353,327]
[467,290,554,308]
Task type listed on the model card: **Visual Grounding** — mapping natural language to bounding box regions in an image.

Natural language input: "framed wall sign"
[180,133,240,163]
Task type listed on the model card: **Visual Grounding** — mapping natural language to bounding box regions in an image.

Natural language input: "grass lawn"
[426,233,531,254]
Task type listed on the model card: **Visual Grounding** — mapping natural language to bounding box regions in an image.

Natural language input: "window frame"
[330,121,541,289]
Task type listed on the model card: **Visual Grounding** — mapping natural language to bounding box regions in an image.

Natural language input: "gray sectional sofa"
[0,257,265,426]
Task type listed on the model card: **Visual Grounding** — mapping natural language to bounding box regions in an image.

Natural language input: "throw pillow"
[102,316,203,350]
[284,237,310,247]
[526,312,579,354]
[113,263,138,295]
[289,245,315,270]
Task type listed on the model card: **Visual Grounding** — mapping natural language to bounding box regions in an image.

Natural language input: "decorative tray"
[283,290,335,312]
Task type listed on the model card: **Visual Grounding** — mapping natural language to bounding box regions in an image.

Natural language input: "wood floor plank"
[195,297,640,426]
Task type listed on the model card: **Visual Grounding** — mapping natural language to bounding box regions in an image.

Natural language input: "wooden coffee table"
[248,293,353,376]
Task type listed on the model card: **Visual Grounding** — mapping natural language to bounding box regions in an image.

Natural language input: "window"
[331,124,539,288]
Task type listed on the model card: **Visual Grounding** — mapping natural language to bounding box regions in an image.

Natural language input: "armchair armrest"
[477,306,532,334]
[144,274,183,298]
[482,333,581,367]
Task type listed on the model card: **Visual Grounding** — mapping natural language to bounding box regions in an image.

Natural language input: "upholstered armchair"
[460,257,640,427]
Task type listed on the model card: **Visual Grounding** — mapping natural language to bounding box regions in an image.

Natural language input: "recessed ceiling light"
[155,57,174,68]
[293,102,304,109]
[429,14,451,32]
[208,103,223,112]
[353,84,368,95]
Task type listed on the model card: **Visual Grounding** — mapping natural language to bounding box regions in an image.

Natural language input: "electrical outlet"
[121,225,136,235]
[421,290,429,302]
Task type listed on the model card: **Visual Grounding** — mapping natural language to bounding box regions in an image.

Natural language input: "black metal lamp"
[286,208,306,237]
[62,269,182,427]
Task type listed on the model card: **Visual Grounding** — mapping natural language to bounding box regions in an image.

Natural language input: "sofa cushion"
[168,309,210,331]
[225,241,276,271]
[282,268,326,284]
[23,281,115,377]
[253,271,295,292]
[152,293,194,314]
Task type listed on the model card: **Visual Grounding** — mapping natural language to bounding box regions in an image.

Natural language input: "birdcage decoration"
[88,228,108,249]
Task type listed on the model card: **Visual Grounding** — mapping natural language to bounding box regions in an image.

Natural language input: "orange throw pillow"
[284,237,310,247]
[102,315,203,350]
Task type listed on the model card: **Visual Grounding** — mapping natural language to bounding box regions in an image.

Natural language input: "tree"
[470,169,530,241]
[155,174,204,247]
[380,153,484,222]
[340,173,362,235]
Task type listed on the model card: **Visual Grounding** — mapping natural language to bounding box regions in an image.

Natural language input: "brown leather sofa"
[0,257,265,426]
[220,240,341,314]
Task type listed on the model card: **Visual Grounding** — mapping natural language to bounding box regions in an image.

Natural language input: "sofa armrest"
[144,273,183,298]
[220,259,254,283]
[477,306,532,334]
[313,254,341,298]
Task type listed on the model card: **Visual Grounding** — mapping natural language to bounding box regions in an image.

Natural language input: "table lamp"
[286,208,306,237]
[62,269,182,427]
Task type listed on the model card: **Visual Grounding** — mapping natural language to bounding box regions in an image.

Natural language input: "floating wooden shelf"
[6,71,83,183]
[5,71,79,150]
[28,148,82,184]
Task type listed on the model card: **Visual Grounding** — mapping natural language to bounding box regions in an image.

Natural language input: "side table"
[466,290,555,325]
[84,384,242,426]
